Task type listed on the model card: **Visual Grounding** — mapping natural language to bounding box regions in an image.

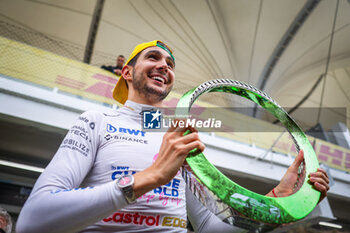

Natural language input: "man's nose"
[156,59,168,71]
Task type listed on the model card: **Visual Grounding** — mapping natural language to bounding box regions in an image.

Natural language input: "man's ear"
[122,65,133,81]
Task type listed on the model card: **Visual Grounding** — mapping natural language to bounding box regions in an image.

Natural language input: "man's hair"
[118,55,125,59]
[127,53,141,67]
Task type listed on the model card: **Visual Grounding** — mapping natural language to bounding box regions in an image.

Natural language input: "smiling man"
[116,41,175,106]
[16,40,329,233]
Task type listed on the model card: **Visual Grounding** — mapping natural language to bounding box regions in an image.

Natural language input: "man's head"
[0,207,12,233]
[113,40,175,105]
[116,55,125,68]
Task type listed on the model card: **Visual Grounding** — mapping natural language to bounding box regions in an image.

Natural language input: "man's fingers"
[167,119,198,135]
[167,119,186,132]
[317,168,329,179]
[309,169,330,185]
[294,149,304,165]
[314,182,329,198]
[183,140,205,155]
[174,132,204,156]
[309,175,330,189]
[307,167,330,204]
[315,182,328,204]
[179,131,201,144]
[310,177,330,189]
[163,121,203,157]
[289,150,304,173]
[308,171,330,203]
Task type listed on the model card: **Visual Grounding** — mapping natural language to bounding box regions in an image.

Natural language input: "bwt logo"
[143,110,162,129]
[106,124,146,136]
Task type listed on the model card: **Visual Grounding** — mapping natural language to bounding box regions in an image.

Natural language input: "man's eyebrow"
[144,50,162,57]
[144,50,175,66]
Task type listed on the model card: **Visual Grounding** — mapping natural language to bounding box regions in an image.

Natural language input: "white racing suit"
[17,100,244,233]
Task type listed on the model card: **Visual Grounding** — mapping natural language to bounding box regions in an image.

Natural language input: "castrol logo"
[103,211,186,229]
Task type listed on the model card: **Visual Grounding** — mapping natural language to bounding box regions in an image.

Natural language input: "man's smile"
[148,72,168,84]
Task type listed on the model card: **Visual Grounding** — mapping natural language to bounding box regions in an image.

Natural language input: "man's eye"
[167,63,174,69]
[148,54,157,59]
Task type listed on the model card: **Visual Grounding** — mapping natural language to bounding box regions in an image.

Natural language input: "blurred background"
[0,0,349,232]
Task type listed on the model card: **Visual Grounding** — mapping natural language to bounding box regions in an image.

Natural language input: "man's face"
[0,215,7,230]
[117,56,125,67]
[130,46,175,102]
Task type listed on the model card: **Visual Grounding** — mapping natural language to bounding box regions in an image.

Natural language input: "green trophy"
[177,79,320,232]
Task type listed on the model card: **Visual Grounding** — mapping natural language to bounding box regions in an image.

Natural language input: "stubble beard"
[132,70,172,102]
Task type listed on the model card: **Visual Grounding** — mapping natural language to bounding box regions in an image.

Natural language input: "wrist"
[133,169,162,198]
[272,188,277,197]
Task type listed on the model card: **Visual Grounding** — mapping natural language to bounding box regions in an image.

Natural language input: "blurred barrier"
[0,20,115,67]
[0,36,349,172]
[0,36,118,104]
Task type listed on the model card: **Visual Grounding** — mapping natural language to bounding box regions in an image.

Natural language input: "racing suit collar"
[123,100,159,116]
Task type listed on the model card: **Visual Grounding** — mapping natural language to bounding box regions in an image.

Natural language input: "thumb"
[289,149,304,173]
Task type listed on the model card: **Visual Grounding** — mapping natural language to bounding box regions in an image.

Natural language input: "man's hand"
[114,69,122,76]
[268,150,330,203]
[133,120,205,197]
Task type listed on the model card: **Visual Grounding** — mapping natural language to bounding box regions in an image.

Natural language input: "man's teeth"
[152,76,164,83]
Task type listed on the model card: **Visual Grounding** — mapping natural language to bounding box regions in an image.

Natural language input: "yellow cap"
[112,40,174,104]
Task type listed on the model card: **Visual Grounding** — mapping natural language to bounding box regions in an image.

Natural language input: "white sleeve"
[186,186,247,233]
[16,111,128,233]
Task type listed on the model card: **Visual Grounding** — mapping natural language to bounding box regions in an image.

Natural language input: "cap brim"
[113,75,128,105]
